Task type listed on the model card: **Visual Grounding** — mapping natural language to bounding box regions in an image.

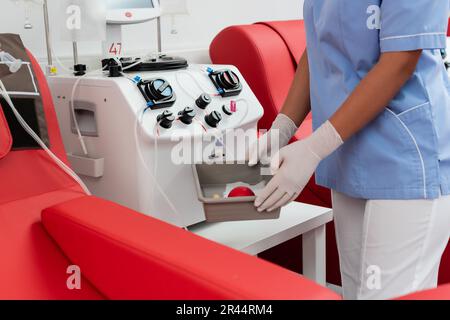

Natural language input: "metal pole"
[43,0,53,69]
[72,42,79,65]
[157,16,162,53]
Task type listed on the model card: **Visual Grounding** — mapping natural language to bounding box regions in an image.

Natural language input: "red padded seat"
[42,196,342,300]
[0,187,103,299]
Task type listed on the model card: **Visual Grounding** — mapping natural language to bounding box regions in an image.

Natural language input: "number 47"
[109,43,123,56]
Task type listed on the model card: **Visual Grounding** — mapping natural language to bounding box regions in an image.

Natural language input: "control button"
[145,79,174,101]
[157,110,175,129]
[222,105,233,116]
[137,78,176,110]
[205,111,222,128]
[108,64,122,78]
[218,70,240,90]
[178,107,196,125]
[74,64,87,77]
[195,93,212,110]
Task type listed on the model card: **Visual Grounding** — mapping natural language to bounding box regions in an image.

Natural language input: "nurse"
[251,0,450,300]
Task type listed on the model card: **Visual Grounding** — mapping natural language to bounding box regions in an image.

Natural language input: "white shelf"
[190,201,333,285]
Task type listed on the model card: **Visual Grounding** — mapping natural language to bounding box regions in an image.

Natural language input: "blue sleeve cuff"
[380,33,447,52]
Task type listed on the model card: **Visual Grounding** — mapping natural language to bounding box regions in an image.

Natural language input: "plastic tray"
[192,163,281,223]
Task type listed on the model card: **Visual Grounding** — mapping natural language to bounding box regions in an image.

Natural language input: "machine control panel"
[137,68,249,133]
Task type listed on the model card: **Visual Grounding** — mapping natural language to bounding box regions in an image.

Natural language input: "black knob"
[145,79,174,101]
[196,93,212,109]
[108,64,122,77]
[157,110,175,129]
[178,107,196,125]
[218,70,240,90]
[74,64,87,77]
[101,58,110,69]
[205,111,222,128]
[222,105,233,116]
[102,58,121,70]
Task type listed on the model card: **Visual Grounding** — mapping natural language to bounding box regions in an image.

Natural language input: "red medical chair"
[210,20,450,286]
[0,50,102,299]
[0,47,448,300]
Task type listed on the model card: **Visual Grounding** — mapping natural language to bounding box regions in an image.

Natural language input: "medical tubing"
[0,80,91,195]
[175,71,219,101]
[175,72,196,100]
[139,108,157,207]
[70,76,88,155]
[49,46,74,73]
[121,59,143,71]
[153,116,159,209]
[123,75,180,219]
[139,107,160,207]
[234,98,250,127]
[134,106,182,222]
[121,52,158,71]
[70,65,109,156]
[70,52,156,156]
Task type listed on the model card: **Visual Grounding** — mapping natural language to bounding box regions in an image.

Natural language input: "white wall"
[0,0,304,69]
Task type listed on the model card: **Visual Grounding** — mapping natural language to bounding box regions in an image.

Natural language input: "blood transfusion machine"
[50,66,264,227]
[49,0,266,228]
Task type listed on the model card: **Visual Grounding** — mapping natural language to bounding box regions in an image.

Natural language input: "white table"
[189,202,333,285]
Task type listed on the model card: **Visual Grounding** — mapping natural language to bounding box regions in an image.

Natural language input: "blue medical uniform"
[304,0,450,199]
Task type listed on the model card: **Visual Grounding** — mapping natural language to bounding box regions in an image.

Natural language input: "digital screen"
[107,0,154,10]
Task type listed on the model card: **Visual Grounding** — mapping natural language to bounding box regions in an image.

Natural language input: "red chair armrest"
[42,196,341,300]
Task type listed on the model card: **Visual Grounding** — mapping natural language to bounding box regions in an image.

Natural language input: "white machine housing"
[106,0,161,24]
[104,0,161,58]
[49,65,264,227]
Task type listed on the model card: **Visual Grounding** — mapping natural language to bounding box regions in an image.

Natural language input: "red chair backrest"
[210,20,306,132]
[0,50,79,205]
[448,18,450,37]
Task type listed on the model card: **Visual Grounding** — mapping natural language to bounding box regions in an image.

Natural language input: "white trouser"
[332,191,450,300]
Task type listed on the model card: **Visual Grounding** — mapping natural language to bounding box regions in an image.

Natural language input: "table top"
[189,202,333,255]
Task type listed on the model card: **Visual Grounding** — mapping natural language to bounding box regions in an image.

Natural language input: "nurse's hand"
[255,121,343,212]
[248,114,298,167]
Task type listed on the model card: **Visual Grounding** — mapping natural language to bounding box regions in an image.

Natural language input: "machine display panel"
[106,0,160,24]
[107,0,155,9]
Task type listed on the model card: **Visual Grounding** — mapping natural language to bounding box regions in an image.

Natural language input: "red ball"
[228,187,256,198]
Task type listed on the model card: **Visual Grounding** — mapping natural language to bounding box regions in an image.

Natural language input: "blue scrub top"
[304,0,450,200]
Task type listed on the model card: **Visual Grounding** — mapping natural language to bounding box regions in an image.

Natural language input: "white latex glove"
[255,121,343,212]
[248,114,298,167]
